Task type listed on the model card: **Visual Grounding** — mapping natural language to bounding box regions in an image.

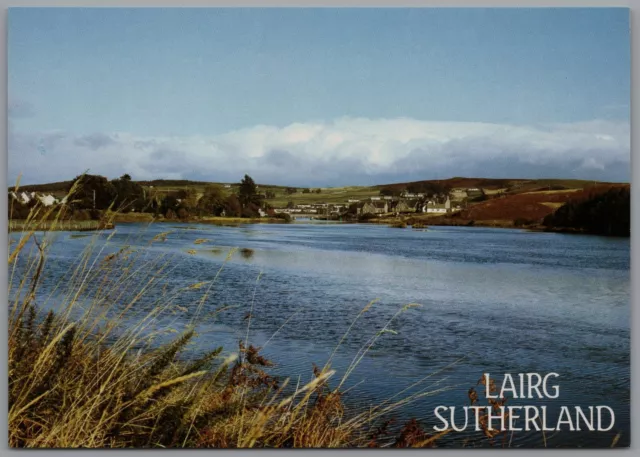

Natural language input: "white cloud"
[8,117,630,186]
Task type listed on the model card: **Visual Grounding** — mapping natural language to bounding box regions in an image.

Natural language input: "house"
[421,196,452,214]
[10,191,58,207]
[450,188,468,201]
[370,196,381,201]
[383,196,393,200]
[402,192,419,199]
[37,194,58,207]
[347,199,360,203]
[390,200,412,213]
[358,200,388,215]
[18,192,33,204]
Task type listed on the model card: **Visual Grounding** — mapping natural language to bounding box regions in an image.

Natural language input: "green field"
[136,183,380,207]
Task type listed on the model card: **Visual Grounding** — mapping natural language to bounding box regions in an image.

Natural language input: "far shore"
[10,213,625,237]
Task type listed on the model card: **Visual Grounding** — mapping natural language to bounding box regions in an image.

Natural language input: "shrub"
[543,186,630,236]
[513,217,535,227]
[357,213,377,222]
[273,212,292,222]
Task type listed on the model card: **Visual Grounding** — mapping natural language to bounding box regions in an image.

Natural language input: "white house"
[422,197,452,214]
[37,194,58,207]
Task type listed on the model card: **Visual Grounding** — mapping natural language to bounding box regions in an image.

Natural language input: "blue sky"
[8,8,631,185]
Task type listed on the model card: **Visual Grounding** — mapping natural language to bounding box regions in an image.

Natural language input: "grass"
[265,186,378,207]
[111,212,291,226]
[8,180,456,449]
[9,220,113,232]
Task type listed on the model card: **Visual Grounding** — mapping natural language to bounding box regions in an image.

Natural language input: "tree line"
[9,174,291,222]
[543,186,630,236]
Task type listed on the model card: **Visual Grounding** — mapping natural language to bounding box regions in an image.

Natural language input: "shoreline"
[8,220,115,232]
[9,214,628,238]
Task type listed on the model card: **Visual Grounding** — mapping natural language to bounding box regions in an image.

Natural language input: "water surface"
[10,222,630,447]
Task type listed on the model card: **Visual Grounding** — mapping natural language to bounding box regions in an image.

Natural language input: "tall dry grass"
[8,177,452,448]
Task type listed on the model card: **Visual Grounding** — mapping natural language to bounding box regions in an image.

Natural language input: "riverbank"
[9,220,115,232]
[111,212,291,226]
[363,214,629,236]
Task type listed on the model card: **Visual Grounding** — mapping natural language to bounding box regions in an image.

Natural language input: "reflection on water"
[10,223,630,447]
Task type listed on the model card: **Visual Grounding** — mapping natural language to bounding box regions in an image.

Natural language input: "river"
[10,221,630,447]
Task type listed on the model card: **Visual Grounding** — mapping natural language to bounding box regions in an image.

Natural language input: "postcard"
[7,7,630,448]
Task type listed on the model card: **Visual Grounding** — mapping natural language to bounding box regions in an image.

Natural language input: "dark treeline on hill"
[9,173,291,222]
[543,186,630,236]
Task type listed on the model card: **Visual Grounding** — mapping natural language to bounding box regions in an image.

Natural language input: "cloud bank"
[8,117,630,186]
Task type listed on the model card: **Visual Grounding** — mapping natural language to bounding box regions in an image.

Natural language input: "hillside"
[406,183,630,228]
[12,176,625,210]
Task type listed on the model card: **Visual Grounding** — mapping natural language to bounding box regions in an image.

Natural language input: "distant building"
[358,200,388,215]
[10,191,58,207]
[450,188,468,201]
[37,194,58,207]
[420,196,452,214]
[390,200,412,213]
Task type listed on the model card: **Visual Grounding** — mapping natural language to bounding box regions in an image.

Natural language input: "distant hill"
[374,177,622,193]
[11,176,626,202]
[10,180,74,195]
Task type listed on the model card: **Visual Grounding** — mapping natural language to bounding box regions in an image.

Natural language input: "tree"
[286,201,295,209]
[315,188,322,194]
[223,194,242,217]
[238,175,262,209]
[265,190,276,199]
[160,195,180,217]
[543,186,630,236]
[181,188,200,210]
[284,187,297,195]
[197,184,227,216]
[111,174,146,211]
[68,174,116,210]
[379,187,400,197]
[302,188,310,194]
[346,202,359,215]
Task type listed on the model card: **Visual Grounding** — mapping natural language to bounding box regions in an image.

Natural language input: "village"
[271,188,477,219]
[7,185,483,220]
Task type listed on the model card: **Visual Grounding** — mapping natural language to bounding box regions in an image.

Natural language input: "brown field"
[457,185,628,223]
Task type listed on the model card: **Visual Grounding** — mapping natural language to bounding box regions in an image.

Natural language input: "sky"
[8,7,631,186]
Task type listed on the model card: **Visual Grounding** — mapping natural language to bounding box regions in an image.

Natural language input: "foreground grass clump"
[8,180,449,448]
